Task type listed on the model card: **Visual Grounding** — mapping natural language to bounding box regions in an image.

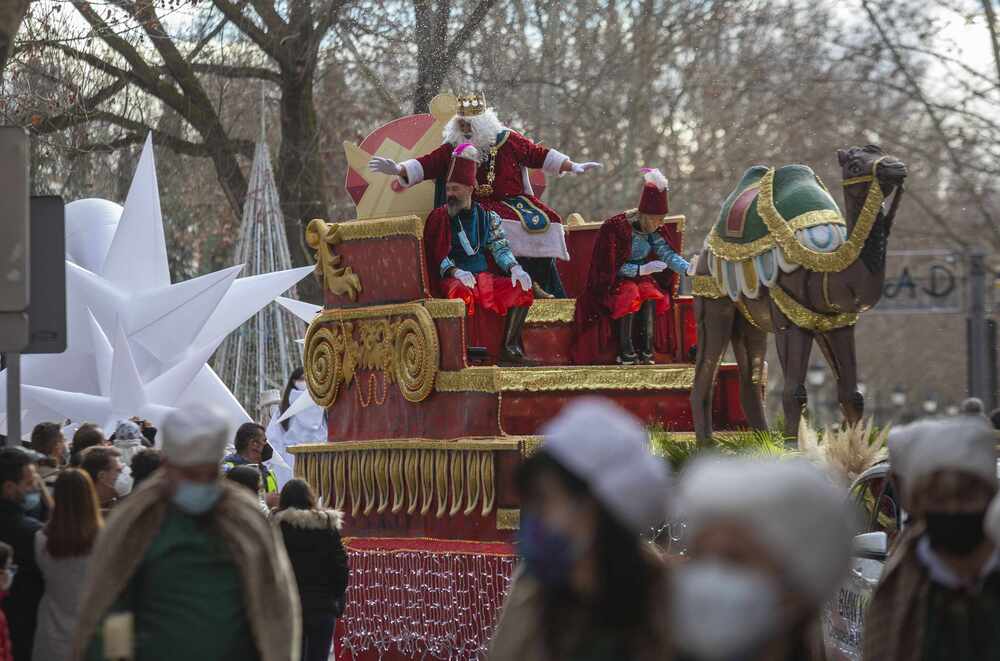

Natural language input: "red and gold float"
[292,96,754,660]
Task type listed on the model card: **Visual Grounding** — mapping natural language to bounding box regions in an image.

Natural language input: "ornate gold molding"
[706,207,845,263]
[769,285,859,333]
[519,437,544,457]
[564,213,686,233]
[526,299,576,324]
[304,303,439,407]
[332,214,426,242]
[292,443,499,518]
[288,437,526,453]
[691,275,725,299]
[421,298,467,319]
[306,219,362,301]
[435,364,697,393]
[496,508,521,530]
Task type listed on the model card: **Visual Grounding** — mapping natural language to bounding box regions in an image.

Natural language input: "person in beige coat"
[490,398,674,661]
[72,404,301,661]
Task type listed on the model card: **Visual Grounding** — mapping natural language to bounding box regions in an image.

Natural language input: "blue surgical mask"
[516,513,584,587]
[171,481,221,515]
[21,491,41,513]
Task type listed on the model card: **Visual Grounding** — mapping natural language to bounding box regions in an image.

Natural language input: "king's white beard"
[442,109,504,161]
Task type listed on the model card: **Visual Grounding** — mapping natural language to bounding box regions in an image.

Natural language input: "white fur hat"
[160,404,231,467]
[540,398,670,534]
[894,417,996,500]
[676,457,855,605]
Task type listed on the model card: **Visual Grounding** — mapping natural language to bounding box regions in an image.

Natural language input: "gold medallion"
[475,184,493,197]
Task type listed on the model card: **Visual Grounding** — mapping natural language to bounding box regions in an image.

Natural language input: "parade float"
[290,95,754,660]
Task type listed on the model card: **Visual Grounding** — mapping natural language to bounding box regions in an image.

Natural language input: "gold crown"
[455,92,487,117]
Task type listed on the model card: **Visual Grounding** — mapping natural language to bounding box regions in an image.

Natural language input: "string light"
[339,547,516,660]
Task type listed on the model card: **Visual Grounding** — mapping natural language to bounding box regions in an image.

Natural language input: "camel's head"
[837,145,907,197]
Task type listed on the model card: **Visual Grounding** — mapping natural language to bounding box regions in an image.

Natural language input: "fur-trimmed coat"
[272,508,349,617]
[72,472,301,661]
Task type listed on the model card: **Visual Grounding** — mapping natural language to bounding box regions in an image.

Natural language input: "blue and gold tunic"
[617,222,689,279]
[439,204,518,277]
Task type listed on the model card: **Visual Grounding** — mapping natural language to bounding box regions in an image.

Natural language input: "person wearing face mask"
[671,457,855,661]
[79,446,130,511]
[223,423,280,509]
[863,416,1000,661]
[490,398,674,661]
[265,368,328,482]
[0,448,44,661]
[73,404,301,661]
[571,169,689,365]
[0,541,16,661]
[32,469,103,661]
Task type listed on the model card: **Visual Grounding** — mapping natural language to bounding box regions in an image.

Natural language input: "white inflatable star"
[274,296,323,421]
[0,134,313,437]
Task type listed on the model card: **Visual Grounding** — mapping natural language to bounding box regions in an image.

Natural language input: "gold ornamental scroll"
[304,303,441,408]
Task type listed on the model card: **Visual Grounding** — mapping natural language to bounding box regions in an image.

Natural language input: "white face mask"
[114,468,134,497]
[670,560,780,660]
[293,380,307,391]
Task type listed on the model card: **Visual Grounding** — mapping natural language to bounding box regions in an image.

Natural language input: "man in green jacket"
[73,405,301,661]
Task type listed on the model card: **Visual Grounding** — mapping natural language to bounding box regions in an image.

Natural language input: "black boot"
[636,301,656,365]
[616,314,637,365]
[499,306,537,365]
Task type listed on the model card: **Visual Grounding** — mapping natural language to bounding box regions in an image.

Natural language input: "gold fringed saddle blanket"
[704,164,884,301]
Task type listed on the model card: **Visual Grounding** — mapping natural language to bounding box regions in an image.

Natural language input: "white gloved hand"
[369,156,401,176]
[570,161,603,175]
[453,269,477,289]
[639,260,668,276]
[510,265,532,292]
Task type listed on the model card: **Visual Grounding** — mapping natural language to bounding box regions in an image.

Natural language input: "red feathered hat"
[447,143,479,187]
[638,168,669,215]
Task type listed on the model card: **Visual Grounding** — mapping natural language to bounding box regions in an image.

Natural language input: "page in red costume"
[570,214,682,364]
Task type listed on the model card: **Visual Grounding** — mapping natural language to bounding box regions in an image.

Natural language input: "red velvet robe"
[570,213,683,365]
[415,131,563,227]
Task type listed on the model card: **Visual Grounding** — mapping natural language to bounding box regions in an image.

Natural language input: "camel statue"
[690,145,908,443]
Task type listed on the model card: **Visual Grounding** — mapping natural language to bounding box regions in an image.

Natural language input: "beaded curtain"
[338,543,516,660]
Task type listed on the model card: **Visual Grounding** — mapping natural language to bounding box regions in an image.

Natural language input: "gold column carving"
[306,219,363,301]
[303,304,440,408]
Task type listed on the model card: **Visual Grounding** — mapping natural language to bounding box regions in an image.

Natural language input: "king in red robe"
[572,169,689,365]
[369,92,601,298]
[423,143,536,365]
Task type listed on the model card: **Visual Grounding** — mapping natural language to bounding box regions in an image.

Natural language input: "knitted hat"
[676,457,855,605]
[447,143,479,187]
[160,404,231,467]
[894,417,996,501]
[638,168,669,215]
[540,398,670,534]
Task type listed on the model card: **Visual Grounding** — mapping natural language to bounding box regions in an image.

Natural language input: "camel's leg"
[691,296,737,446]
[817,327,863,425]
[732,315,769,431]
[774,322,814,439]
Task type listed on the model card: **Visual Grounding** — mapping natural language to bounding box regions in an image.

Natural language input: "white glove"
[369,156,401,176]
[570,161,602,175]
[453,269,477,289]
[510,265,532,292]
[639,260,668,276]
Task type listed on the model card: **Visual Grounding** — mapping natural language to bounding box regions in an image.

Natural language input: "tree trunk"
[277,74,328,301]
[0,0,30,79]
[412,0,450,114]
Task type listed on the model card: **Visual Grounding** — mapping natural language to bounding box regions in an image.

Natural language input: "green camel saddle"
[710,164,844,254]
